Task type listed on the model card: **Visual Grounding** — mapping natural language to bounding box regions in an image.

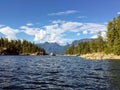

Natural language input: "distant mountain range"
[37,38,96,55]
[71,38,97,46]
[37,42,70,55]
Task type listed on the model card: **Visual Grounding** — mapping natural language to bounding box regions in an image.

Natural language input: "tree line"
[0,38,46,55]
[66,16,120,55]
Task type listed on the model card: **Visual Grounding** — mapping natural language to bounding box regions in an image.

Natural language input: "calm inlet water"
[0,56,120,90]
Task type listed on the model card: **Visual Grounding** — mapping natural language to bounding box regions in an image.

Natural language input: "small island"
[0,38,47,55]
[65,16,120,60]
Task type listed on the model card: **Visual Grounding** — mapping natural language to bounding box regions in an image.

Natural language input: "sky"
[0,0,120,45]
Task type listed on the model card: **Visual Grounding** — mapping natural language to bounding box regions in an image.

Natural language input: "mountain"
[37,39,96,55]
[37,42,70,55]
[71,38,97,46]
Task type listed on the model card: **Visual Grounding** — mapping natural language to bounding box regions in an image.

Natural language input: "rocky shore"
[80,53,120,60]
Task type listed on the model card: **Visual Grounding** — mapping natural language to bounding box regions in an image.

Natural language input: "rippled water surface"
[0,56,120,90]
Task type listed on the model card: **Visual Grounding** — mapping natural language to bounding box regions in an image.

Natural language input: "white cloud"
[20,21,82,44]
[101,31,106,39]
[49,10,78,16]
[52,20,65,24]
[34,30,47,41]
[78,16,87,19]
[83,30,88,34]
[20,20,107,45]
[20,26,40,36]
[0,20,107,45]
[91,35,98,39]
[117,12,120,15]
[91,31,107,39]
[0,26,19,40]
[26,23,33,26]
[80,23,106,34]
[61,21,82,32]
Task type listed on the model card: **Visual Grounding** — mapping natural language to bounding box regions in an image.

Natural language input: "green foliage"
[66,45,75,55]
[113,38,120,55]
[66,33,105,55]
[66,15,120,56]
[106,15,120,55]
[0,38,46,55]
[97,32,104,52]
[66,37,105,55]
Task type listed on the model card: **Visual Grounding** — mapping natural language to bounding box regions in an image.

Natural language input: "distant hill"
[37,42,70,55]
[37,39,96,55]
[71,38,97,46]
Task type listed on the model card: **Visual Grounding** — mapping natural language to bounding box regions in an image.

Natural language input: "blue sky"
[0,0,120,45]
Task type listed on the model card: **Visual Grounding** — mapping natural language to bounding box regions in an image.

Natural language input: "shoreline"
[80,53,120,60]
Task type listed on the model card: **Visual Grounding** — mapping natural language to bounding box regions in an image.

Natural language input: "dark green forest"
[66,16,120,55]
[0,38,46,55]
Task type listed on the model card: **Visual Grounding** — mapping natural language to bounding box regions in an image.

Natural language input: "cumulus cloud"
[0,20,107,45]
[83,30,88,34]
[80,23,106,34]
[49,10,78,16]
[20,20,82,44]
[20,26,40,35]
[19,20,107,45]
[61,21,82,32]
[0,26,19,40]
[34,30,47,41]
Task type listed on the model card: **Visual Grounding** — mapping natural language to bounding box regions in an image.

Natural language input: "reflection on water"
[0,56,120,90]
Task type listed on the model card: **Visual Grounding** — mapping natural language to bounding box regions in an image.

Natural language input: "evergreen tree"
[97,32,104,52]
[106,15,120,55]
[66,15,120,56]
[0,38,46,55]
[66,45,75,55]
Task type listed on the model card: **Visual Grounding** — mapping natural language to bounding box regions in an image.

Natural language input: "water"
[0,56,120,90]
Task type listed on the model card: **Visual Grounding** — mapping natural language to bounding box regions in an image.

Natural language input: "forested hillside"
[106,16,120,55]
[66,16,120,55]
[0,38,46,55]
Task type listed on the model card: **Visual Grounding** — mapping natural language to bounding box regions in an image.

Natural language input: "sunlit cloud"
[49,10,78,16]
[0,26,20,40]
[0,20,107,45]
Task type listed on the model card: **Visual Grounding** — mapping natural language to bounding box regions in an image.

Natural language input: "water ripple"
[0,56,120,90]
